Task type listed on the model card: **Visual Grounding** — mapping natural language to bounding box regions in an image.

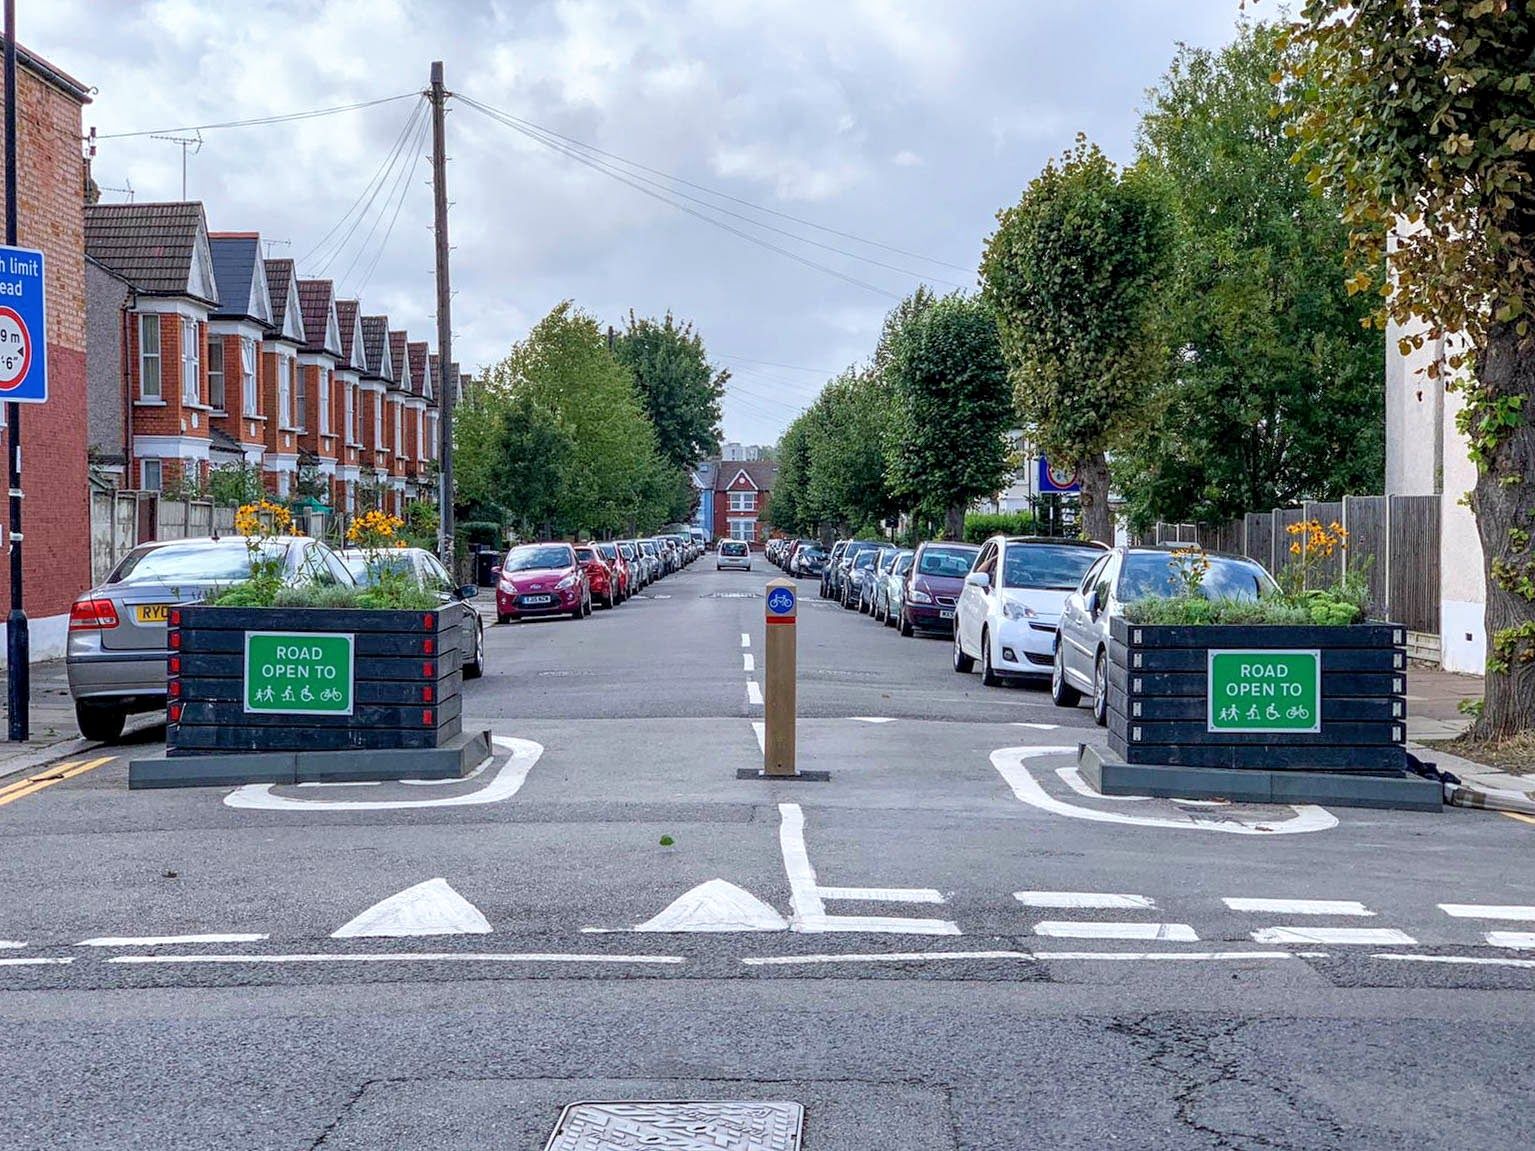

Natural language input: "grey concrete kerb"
[1412,741,1535,795]
[0,714,162,784]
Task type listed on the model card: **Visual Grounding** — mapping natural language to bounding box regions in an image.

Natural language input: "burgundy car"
[593,542,631,603]
[574,545,618,610]
[495,542,591,623]
[899,541,981,636]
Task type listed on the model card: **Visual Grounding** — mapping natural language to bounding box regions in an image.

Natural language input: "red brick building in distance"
[0,47,91,657]
[713,460,777,548]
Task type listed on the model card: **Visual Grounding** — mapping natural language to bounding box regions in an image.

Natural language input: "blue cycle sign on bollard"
[766,585,797,619]
[0,245,48,404]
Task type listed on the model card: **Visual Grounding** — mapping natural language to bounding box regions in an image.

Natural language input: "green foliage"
[1123,594,1313,627]
[613,311,726,469]
[207,463,266,508]
[402,500,439,549]
[457,520,503,550]
[884,293,1014,536]
[981,135,1176,541]
[962,511,1036,544]
[1113,23,1385,531]
[211,579,436,611]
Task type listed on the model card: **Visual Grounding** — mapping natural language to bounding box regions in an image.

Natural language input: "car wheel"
[980,628,1003,687]
[952,623,975,673]
[1051,642,1083,708]
[496,612,510,626]
[75,701,126,743]
[464,619,486,679]
[899,608,914,637]
[584,593,594,617]
[571,600,584,621]
[603,590,614,610]
[1092,650,1109,727]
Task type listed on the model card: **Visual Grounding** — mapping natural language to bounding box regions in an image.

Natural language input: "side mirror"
[457,583,478,600]
[965,571,991,590]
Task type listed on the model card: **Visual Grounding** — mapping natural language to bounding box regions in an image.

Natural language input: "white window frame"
[728,490,757,512]
[416,410,424,460]
[241,338,258,417]
[207,338,225,412]
[319,371,331,435]
[276,470,291,499]
[393,402,403,456]
[373,392,383,447]
[139,314,162,400]
[728,518,756,542]
[277,356,293,429]
[141,458,163,492]
[428,413,438,460]
[344,384,355,443]
[295,364,308,431]
[181,318,200,405]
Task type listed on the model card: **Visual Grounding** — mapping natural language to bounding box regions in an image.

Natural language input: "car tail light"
[69,598,120,631]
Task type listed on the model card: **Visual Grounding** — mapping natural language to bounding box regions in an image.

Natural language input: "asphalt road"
[0,560,1531,1149]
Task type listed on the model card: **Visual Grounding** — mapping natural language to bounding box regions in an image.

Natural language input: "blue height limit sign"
[0,244,47,404]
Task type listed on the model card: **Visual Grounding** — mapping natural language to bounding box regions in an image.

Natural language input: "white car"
[952,537,1108,687]
[716,540,752,571]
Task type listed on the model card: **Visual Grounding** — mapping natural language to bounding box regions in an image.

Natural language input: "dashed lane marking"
[1033,950,1325,962]
[0,940,23,949]
[743,653,755,672]
[1375,953,1535,970]
[79,933,268,948]
[1250,926,1416,946]
[106,952,685,967]
[1486,932,1535,950]
[1015,892,1156,910]
[742,949,1323,967]
[0,756,115,808]
[0,956,72,967]
[741,633,751,648]
[1439,904,1535,920]
[747,681,763,706]
[1223,898,1375,916]
[1033,921,1199,942]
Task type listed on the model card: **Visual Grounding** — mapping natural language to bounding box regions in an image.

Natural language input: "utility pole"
[3,0,26,742]
[429,61,455,568]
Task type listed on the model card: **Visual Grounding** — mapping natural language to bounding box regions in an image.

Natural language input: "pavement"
[0,563,1531,1149]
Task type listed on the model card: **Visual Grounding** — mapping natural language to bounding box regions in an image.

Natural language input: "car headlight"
[556,572,579,590]
[1002,601,1037,622]
[908,587,933,604]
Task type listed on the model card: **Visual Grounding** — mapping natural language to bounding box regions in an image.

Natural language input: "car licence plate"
[134,604,170,623]
[939,609,955,620]
[522,595,553,606]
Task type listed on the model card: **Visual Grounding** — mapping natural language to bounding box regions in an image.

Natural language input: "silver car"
[1052,547,1279,725]
[338,546,485,680]
[873,549,915,626]
[66,535,355,742]
[716,539,752,571]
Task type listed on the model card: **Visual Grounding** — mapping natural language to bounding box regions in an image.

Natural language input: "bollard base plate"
[737,768,831,782]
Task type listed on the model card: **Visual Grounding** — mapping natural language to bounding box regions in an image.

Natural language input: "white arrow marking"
[332,878,492,939]
[625,879,788,933]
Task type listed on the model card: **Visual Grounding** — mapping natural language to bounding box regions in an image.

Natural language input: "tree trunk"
[1078,451,1113,544]
[944,502,966,542]
[1471,322,1535,739]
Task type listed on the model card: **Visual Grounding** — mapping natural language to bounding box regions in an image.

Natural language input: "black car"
[831,540,883,604]
[820,540,850,599]
[792,545,827,579]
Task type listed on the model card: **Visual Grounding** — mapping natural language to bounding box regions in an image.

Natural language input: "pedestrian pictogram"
[0,245,47,404]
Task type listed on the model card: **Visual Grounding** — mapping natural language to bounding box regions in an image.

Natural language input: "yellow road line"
[1503,812,1535,827]
[0,757,114,808]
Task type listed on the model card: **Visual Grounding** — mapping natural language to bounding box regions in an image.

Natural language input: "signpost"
[243,631,355,715]
[1207,649,1322,734]
[762,580,797,776]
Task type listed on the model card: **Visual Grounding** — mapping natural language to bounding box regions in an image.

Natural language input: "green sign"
[244,631,354,715]
[1207,649,1321,733]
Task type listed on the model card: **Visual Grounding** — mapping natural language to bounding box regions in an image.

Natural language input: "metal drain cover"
[544,1100,803,1150]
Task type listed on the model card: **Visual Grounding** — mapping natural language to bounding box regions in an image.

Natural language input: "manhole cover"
[544,1100,803,1150]
[707,592,761,599]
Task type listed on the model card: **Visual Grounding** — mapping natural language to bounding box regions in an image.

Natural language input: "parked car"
[841,545,884,610]
[717,539,752,571]
[791,544,827,579]
[873,548,915,625]
[495,542,591,623]
[638,539,662,581]
[67,535,356,742]
[898,541,980,636]
[574,544,619,609]
[594,542,632,602]
[856,546,899,614]
[1052,546,1279,724]
[953,537,1109,687]
[830,539,882,604]
[616,540,645,589]
[338,545,485,679]
[820,541,850,599]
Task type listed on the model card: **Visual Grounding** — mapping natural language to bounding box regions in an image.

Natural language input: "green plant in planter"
[345,510,437,611]
[1124,540,1367,627]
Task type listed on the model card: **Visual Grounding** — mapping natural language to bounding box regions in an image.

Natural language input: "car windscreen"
[345,554,415,586]
[640,542,657,555]
[504,545,574,572]
[574,547,597,563]
[721,542,748,556]
[1001,545,1104,591]
[618,544,636,559]
[917,546,978,578]
[1118,553,1276,602]
[108,540,285,584]
[894,554,914,575]
[595,544,617,560]
[801,548,826,560]
[852,551,878,569]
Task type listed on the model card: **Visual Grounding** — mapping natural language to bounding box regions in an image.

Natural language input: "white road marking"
[746,681,764,706]
[741,633,751,648]
[990,747,1339,835]
[0,940,23,949]
[332,878,492,939]
[296,781,382,788]
[744,950,1032,967]
[1374,953,1535,970]
[1034,950,1322,962]
[1486,931,1535,949]
[107,952,684,966]
[1056,767,1150,802]
[224,737,541,811]
[751,721,765,755]
[1438,903,1535,920]
[653,594,672,599]
[616,879,787,933]
[1223,898,1374,916]
[1034,921,1199,942]
[743,653,755,673]
[818,886,945,903]
[1015,891,1156,910]
[777,803,960,935]
[1012,722,1061,730]
[848,717,897,724]
[0,956,72,967]
[1250,926,1416,945]
[78,933,269,947]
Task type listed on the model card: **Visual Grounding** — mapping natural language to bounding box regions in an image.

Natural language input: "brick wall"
[0,58,90,637]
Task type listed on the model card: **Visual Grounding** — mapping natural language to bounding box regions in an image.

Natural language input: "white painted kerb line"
[79,933,269,948]
[1016,891,1155,910]
[1251,926,1416,945]
[107,952,685,966]
[747,681,764,706]
[1033,921,1199,942]
[1223,898,1374,916]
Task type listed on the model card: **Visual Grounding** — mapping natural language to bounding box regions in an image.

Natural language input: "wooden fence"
[1151,493,1440,634]
[91,491,241,583]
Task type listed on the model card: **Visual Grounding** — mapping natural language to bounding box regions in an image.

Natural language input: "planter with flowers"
[1083,521,1439,810]
[132,504,487,788]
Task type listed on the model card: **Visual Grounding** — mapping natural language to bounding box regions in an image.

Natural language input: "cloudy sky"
[35,0,1243,447]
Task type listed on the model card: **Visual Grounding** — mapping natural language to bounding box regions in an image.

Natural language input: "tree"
[885,293,1014,539]
[614,311,726,470]
[981,136,1176,542]
[805,366,900,533]
[769,417,816,535]
[1285,0,1535,737]
[493,390,574,538]
[1113,23,1384,532]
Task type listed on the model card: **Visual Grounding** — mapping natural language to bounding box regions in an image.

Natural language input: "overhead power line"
[350,110,433,296]
[714,352,837,376]
[97,92,420,140]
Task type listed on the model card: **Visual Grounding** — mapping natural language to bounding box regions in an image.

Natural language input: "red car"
[495,542,591,623]
[593,541,631,603]
[574,544,619,609]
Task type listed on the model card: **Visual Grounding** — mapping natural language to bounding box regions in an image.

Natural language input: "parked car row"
[494,532,702,623]
[780,530,1282,725]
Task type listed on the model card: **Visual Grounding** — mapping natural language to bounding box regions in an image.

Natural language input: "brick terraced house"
[206,232,274,476]
[713,460,777,547]
[296,278,344,507]
[359,314,397,513]
[332,298,368,515]
[387,329,412,515]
